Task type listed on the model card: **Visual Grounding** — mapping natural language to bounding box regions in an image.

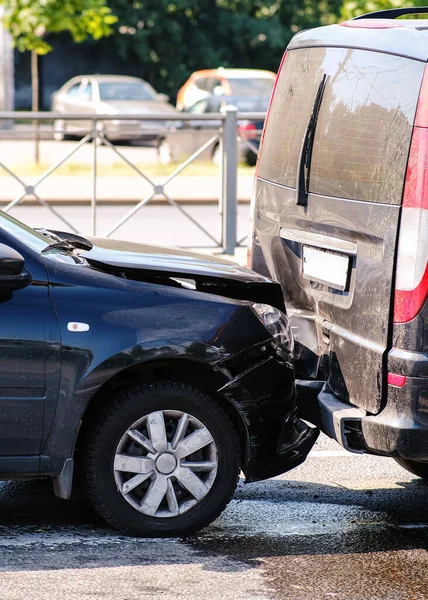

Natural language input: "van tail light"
[255,51,287,178]
[239,121,257,140]
[393,66,428,324]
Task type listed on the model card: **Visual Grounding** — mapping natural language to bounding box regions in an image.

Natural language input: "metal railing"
[0,109,264,254]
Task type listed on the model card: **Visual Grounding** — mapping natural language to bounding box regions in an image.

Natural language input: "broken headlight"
[252,303,294,355]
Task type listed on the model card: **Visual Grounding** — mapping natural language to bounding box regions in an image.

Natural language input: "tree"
[108,0,342,101]
[0,0,117,160]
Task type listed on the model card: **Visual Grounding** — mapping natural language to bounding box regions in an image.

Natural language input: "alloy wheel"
[113,410,218,518]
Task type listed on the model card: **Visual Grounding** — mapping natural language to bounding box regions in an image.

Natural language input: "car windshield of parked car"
[0,211,50,253]
[227,78,274,97]
[99,82,156,102]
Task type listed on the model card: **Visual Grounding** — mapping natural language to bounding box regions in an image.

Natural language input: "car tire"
[245,148,258,167]
[53,119,67,141]
[158,139,173,165]
[83,381,240,537]
[394,458,428,481]
[212,144,221,166]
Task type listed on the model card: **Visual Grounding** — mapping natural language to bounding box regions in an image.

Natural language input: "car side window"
[195,78,209,92]
[207,78,223,93]
[67,82,82,96]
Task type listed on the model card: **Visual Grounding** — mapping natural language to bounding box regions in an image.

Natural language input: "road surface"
[0,434,426,600]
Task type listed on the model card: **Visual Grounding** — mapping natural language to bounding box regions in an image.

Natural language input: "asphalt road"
[0,434,427,600]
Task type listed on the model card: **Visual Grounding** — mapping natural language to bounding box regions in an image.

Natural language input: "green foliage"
[108,0,342,98]
[0,0,117,55]
[341,0,428,20]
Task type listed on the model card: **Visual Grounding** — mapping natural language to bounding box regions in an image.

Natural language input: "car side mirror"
[0,244,31,290]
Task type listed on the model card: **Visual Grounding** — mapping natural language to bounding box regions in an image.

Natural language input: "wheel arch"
[74,357,249,466]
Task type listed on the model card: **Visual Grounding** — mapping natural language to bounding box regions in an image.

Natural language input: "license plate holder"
[302,245,350,291]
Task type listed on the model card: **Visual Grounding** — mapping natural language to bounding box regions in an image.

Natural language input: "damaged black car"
[0,212,318,536]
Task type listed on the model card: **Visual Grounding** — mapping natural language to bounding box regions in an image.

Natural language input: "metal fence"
[0,109,264,254]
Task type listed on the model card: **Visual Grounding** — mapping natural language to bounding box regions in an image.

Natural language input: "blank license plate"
[302,245,350,291]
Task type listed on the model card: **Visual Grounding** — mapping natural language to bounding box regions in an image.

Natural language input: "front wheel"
[157,139,173,165]
[212,144,221,166]
[394,458,428,481]
[245,148,258,167]
[53,119,66,141]
[83,381,240,536]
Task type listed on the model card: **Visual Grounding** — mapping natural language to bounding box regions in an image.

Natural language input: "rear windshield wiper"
[296,74,328,207]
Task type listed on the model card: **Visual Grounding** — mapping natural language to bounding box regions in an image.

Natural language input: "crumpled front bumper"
[218,354,319,482]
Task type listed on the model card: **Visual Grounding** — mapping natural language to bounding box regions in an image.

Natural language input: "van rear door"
[252,39,425,414]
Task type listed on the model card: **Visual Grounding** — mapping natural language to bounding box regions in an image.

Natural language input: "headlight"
[252,303,294,354]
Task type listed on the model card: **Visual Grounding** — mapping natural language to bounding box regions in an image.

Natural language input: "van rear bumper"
[297,378,428,460]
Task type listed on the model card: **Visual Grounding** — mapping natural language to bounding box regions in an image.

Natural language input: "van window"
[258,47,424,204]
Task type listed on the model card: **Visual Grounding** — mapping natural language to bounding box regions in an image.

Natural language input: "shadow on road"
[0,475,426,556]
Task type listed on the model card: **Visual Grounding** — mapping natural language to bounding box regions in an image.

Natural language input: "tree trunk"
[31,49,40,164]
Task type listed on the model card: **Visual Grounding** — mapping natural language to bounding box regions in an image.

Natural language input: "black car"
[250,7,428,479]
[0,212,317,536]
[158,95,266,167]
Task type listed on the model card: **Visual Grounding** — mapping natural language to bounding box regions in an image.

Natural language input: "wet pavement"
[0,434,427,599]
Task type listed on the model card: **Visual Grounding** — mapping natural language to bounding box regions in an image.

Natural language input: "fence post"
[221,105,238,255]
[92,120,97,236]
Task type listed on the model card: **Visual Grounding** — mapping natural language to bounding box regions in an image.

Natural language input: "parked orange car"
[176,68,276,111]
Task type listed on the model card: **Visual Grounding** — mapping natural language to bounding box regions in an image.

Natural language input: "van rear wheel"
[394,458,428,481]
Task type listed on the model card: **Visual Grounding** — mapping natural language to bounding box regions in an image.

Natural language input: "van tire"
[394,458,428,481]
[82,381,240,536]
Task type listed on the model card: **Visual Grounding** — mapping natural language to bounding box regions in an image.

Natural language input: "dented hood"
[81,238,285,309]
[83,238,269,283]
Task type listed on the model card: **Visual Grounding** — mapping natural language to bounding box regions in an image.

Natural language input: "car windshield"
[227,77,274,97]
[99,82,156,102]
[0,211,50,253]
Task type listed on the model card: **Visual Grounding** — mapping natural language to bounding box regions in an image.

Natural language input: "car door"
[72,78,95,136]
[253,45,425,414]
[58,79,82,134]
[172,98,221,161]
[190,76,210,106]
[0,224,61,456]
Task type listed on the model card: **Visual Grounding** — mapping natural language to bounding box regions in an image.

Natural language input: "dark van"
[250,7,428,479]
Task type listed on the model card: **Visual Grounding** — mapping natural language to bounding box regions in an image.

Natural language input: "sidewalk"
[0,175,253,204]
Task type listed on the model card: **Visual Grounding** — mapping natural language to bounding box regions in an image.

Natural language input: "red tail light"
[393,65,428,324]
[255,51,287,177]
[387,373,407,388]
[238,121,257,140]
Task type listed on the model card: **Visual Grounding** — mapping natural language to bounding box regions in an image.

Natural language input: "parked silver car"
[51,75,177,143]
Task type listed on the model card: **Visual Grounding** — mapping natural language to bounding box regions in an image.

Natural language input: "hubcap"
[113,410,218,518]
[156,453,177,475]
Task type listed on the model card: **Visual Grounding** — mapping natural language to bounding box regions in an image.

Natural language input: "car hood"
[101,100,177,114]
[81,238,285,309]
